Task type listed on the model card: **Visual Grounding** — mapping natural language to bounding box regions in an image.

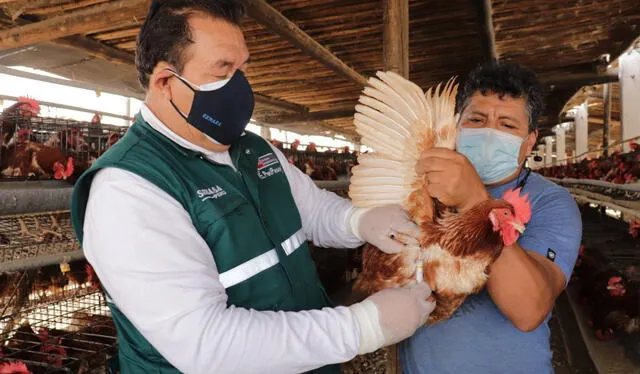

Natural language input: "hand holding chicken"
[416,148,490,212]
[347,204,421,254]
[348,71,532,324]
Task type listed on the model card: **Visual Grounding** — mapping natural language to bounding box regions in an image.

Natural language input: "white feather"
[349,71,459,209]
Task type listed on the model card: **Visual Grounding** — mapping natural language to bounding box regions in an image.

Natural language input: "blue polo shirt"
[400,170,582,374]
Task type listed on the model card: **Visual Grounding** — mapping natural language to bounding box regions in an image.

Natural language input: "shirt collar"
[139,103,226,159]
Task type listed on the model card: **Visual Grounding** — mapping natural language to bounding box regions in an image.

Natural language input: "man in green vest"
[71,1,436,373]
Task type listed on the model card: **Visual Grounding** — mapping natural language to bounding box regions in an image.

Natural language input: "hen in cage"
[0,265,117,374]
[0,108,127,184]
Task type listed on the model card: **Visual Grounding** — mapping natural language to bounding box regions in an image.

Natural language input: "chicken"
[306,142,317,153]
[0,272,19,301]
[348,71,532,324]
[0,142,32,178]
[35,316,117,372]
[91,114,101,125]
[26,142,74,180]
[106,131,121,149]
[539,143,639,184]
[576,248,639,340]
[34,264,69,295]
[1,141,74,180]
[6,129,37,146]
[0,361,31,374]
[3,324,62,371]
[629,218,640,239]
[0,97,40,147]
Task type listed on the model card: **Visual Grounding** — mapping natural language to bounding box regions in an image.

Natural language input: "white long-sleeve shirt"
[83,105,366,374]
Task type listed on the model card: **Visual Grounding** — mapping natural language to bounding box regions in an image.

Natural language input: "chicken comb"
[502,188,531,225]
[0,361,30,374]
[66,157,75,177]
[17,96,40,115]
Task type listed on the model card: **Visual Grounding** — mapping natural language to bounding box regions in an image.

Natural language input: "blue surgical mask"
[456,127,525,185]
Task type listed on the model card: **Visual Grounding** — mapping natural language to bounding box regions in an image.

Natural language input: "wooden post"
[556,127,566,165]
[244,0,368,87]
[602,83,612,156]
[472,0,498,62]
[619,49,640,153]
[544,136,554,167]
[383,0,409,78]
[574,102,589,160]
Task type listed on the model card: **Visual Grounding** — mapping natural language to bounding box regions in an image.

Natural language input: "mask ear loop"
[165,68,197,121]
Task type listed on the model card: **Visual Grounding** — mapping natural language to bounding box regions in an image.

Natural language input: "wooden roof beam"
[0,0,149,49]
[2,0,101,20]
[5,15,136,66]
[244,0,368,87]
[254,93,307,114]
[543,69,619,90]
[383,0,409,78]
[472,0,498,62]
[54,35,135,66]
[262,108,354,124]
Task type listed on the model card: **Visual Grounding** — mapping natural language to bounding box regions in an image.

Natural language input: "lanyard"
[515,166,532,190]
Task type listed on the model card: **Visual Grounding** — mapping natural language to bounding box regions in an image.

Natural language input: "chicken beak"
[509,220,525,234]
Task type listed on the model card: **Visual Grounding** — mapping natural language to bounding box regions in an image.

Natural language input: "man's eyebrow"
[470,111,488,117]
[211,59,233,68]
[498,115,522,124]
[209,56,250,69]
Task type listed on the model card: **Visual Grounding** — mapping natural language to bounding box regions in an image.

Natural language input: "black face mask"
[168,69,255,145]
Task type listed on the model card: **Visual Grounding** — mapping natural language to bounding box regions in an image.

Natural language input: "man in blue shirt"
[402,61,583,373]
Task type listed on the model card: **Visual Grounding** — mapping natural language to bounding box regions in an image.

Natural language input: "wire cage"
[573,205,640,364]
[0,263,116,374]
[1,113,128,182]
[0,211,79,273]
[279,148,357,182]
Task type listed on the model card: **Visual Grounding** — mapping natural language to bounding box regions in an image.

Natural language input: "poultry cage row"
[568,203,640,371]
[1,113,128,181]
[0,263,117,373]
[0,211,80,272]
[0,203,117,373]
[278,147,357,181]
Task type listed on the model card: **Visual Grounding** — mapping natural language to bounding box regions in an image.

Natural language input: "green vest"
[71,115,338,374]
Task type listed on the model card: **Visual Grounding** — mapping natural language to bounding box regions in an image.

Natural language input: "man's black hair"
[136,0,246,89]
[455,61,544,132]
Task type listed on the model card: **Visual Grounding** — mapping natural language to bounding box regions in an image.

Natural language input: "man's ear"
[525,129,538,154]
[150,62,176,101]
[519,129,538,163]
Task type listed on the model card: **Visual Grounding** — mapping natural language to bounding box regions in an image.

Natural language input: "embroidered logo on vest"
[257,152,283,180]
[197,185,227,201]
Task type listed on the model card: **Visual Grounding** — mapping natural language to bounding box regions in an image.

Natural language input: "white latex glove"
[346,205,420,253]
[349,283,436,355]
